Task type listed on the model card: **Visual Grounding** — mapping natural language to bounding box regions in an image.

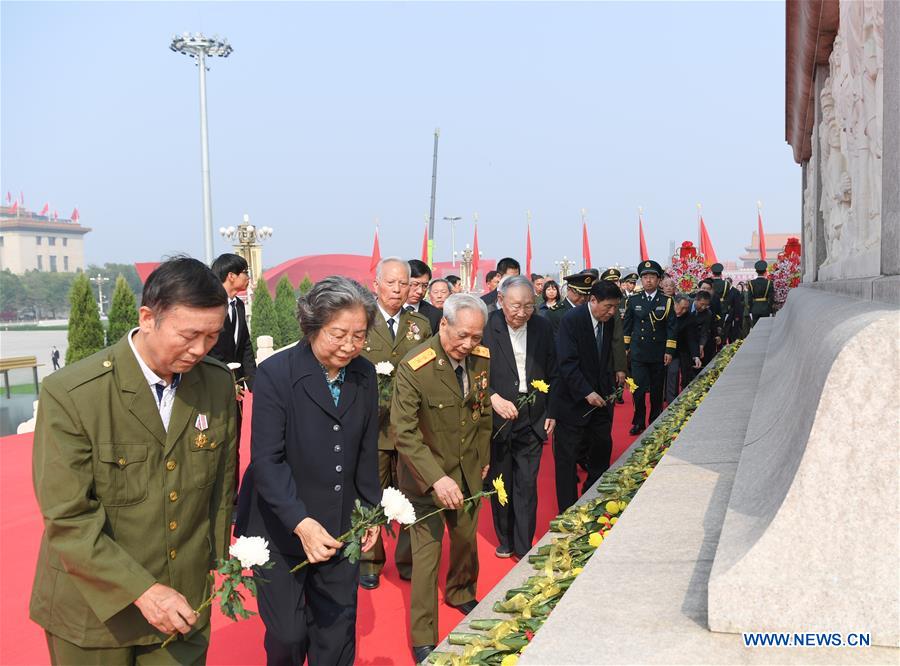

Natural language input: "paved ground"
[0,329,69,382]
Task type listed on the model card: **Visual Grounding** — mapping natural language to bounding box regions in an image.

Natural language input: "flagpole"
[697,203,702,250]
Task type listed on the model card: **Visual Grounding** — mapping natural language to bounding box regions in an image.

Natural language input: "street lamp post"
[90,273,110,316]
[170,32,233,264]
[220,214,273,319]
[443,215,462,265]
[554,256,574,288]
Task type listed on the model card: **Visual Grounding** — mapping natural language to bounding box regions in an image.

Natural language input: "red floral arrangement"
[768,238,802,306]
[667,242,710,292]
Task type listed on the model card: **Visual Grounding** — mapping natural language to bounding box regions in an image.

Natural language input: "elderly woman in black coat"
[236,276,381,666]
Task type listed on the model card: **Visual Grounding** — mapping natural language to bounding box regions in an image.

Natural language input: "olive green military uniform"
[748,276,775,327]
[30,336,236,664]
[359,308,432,578]
[391,336,492,647]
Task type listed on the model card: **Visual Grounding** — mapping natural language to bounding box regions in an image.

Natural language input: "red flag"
[582,221,592,270]
[19,191,24,205]
[5,192,10,204]
[699,216,718,265]
[420,224,429,265]
[53,210,58,220]
[369,227,381,273]
[471,226,480,292]
[40,203,50,216]
[71,207,80,222]
[639,214,649,262]
[525,225,533,277]
[757,210,767,262]
[10,201,18,213]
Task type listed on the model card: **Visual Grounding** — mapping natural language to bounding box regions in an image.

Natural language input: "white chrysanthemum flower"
[229,535,271,569]
[374,361,395,376]
[381,487,416,525]
[227,362,242,371]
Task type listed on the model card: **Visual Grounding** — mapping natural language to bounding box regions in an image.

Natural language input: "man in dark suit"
[666,294,701,402]
[623,260,677,435]
[692,291,718,368]
[209,253,257,498]
[481,257,521,311]
[554,279,626,511]
[406,259,443,333]
[482,276,558,558]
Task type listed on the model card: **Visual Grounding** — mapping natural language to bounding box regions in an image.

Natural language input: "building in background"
[0,205,91,274]
[738,232,798,268]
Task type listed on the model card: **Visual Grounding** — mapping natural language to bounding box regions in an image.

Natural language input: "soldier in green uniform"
[30,258,236,665]
[623,259,677,435]
[748,259,775,328]
[391,293,492,664]
[358,257,432,589]
[620,272,638,299]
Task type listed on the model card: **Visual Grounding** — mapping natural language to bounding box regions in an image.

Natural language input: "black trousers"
[553,411,613,512]
[490,421,543,556]
[631,360,666,428]
[257,548,359,666]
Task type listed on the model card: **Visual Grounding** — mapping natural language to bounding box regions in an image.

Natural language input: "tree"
[297,274,314,296]
[20,270,77,319]
[249,278,278,352]
[107,275,139,344]
[274,276,301,348]
[0,270,27,314]
[86,263,143,298]
[66,273,105,364]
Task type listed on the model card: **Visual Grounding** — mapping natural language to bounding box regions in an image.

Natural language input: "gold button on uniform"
[210,441,218,449]
[117,457,126,467]
[169,490,178,502]
[169,521,178,531]
[166,460,177,471]
[102,360,112,368]
[169,549,177,560]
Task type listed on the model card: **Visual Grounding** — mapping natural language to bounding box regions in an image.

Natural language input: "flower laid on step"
[408,475,508,528]
[161,536,273,647]
[291,487,415,573]
[431,340,744,665]
[494,380,551,439]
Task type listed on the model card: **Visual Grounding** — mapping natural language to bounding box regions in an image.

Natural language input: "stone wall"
[801,0,898,299]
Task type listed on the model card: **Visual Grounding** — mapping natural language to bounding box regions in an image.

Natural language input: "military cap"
[585,268,600,278]
[600,268,622,282]
[754,260,768,272]
[710,263,724,274]
[622,272,638,283]
[638,259,663,277]
[563,271,595,294]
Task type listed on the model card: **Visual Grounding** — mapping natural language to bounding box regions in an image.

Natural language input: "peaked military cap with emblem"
[622,272,638,283]
[600,268,622,282]
[563,271,595,295]
[710,263,724,274]
[638,260,663,277]
[754,260,768,272]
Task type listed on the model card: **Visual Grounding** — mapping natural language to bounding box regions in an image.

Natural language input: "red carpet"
[0,393,638,665]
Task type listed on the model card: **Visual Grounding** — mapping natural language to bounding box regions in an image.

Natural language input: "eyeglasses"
[322,329,367,347]
[504,303,535,314]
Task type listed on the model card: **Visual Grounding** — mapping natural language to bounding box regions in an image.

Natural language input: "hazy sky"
[2,1,800,273]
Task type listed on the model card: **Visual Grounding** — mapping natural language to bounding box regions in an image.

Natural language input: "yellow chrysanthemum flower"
[572,567,584,575]
[618,500,628,512]
[610,517,618,525]
[530,379,550,394]
[589,532,603,548]
[493,475,509,506]
[625,377,638,392]
[605,500,620,515]
[500,655,519,666]
[598,515,611,525]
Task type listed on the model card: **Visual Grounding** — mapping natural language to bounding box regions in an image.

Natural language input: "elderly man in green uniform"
[747,260,775,327]
[358,256,432,590]
[30,257,237,665]
[391,293,492,664]
[545,271,594,337]
[623,259,677,435]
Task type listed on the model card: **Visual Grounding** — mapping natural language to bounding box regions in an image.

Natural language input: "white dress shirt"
[128,328,180,431]
[229,297,241,345]
[507,323,528,393]
[449,357,469,396]
[378,302,403,337]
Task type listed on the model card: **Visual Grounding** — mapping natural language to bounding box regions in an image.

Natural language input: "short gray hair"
[297,276,377,338]
[497,275,533,296]
[428,278,451,294]
[673,293,691,305]
[375,256,410,281]
[442,293,488,325]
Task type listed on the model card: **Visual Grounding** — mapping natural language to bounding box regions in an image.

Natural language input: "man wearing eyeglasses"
[482,276,558,559]
[209,253,257,499]
[357,257,432,590]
